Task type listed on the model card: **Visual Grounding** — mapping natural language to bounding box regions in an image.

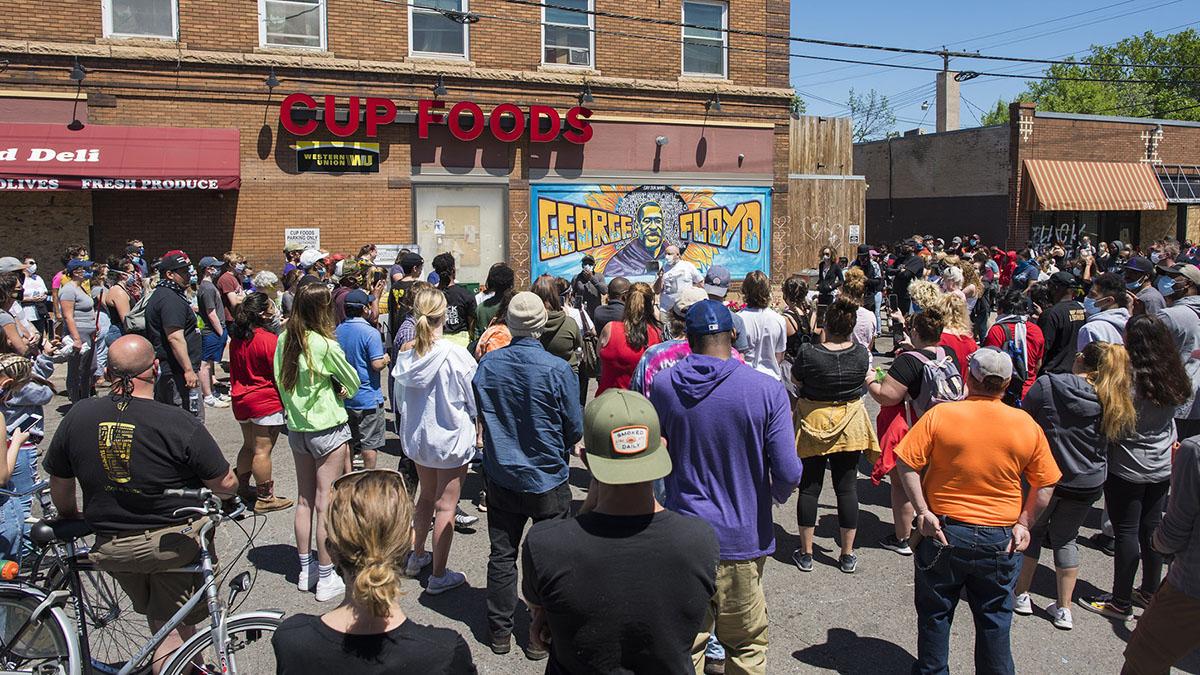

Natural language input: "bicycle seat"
[30,519,93,546]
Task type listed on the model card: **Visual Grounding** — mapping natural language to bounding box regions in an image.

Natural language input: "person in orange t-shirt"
[894,347,1061,675]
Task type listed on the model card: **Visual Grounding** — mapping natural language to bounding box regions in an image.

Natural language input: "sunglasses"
[332,468,408,491]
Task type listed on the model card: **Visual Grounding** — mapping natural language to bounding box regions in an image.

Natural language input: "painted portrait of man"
[604,201,667,277]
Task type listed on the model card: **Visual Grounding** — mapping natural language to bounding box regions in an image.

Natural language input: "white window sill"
[97,35,181,45]
[679,73,729,83]
[538,63,600,76]
[406,55,474,66]
[254,46,333,56]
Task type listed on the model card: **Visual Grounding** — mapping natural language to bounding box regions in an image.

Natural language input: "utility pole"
[936,47,960,132]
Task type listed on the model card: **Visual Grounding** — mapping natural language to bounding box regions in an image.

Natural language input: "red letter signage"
[281,93,318,136]
[418,99,445,139]
[448,101,486,141]
[563,106,593,144]
[365,97,397,136]
[529,105,561,143]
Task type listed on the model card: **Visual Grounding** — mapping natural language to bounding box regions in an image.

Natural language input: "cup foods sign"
[280,93,594,144]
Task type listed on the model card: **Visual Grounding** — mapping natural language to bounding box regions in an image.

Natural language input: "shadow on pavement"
[247,542,299,583]
[793,627,915,673]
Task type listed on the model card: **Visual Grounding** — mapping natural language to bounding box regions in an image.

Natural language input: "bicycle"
[2,487,283,675]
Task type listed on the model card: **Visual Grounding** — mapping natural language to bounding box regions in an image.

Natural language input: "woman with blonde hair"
[392,288,478,593]
[840,268,878,350]
[1014,341,1134,630]
[275,283,362,602]
[271,470,476,673]
[924,288,977,381]
[597,281,662,394]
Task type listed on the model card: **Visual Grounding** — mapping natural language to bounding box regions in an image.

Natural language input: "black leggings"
[1105,475,1170,606]
[797,451,860,529]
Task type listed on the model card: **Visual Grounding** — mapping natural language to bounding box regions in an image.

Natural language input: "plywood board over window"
[435,205,482,267]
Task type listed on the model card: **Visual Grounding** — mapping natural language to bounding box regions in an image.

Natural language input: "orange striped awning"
[1024,159,1167,212]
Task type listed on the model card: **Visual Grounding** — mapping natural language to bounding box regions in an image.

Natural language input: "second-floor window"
[260,0,327,49]
[102,0,178,39]
[410,0,469,58]
[543,0,593,68]
[682,0,727,77]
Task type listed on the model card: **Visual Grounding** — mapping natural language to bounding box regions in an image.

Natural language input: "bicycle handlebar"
[163,488,212,501]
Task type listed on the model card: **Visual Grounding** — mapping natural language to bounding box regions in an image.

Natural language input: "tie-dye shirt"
[630,339,743,398]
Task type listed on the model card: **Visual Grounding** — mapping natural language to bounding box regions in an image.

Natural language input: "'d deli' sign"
[279,94,594,144]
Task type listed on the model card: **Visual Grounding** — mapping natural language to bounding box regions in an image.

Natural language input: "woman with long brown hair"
[392,288,478,593]
[1014,342,1134,630]
[274,283,361,603]
[596,281,662,394]
[271,470,475,673]
[1080,314,1193,622]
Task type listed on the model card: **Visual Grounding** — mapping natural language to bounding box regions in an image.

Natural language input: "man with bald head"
[45,334,238,672]
[654,244,703,320]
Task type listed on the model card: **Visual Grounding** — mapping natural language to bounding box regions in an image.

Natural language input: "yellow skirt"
[795,397,881,463]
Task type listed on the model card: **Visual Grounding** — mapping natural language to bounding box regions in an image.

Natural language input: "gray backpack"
[122,289,155,335]
[905,347,966,424]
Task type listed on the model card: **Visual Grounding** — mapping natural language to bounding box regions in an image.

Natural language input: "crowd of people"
[0,231,1198,674]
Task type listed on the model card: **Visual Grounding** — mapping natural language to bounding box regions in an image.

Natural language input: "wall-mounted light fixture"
[265,67,280,90]
[579,82,594,104]
[69,57,86,83]
[706,93,722,113]
[655,135,669,146]
[433,75,448,97]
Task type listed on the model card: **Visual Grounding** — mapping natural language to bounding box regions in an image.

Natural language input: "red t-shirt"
[984,321,1046,398]
[229,327,283,420]
[938,332,978,382]
[597,322,662,395]
[216,271,242,323]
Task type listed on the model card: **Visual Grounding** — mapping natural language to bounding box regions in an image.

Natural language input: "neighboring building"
[855,101,1200,249]
[0,0,794,284]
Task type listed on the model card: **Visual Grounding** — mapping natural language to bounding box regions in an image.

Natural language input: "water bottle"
[187,388,202,417]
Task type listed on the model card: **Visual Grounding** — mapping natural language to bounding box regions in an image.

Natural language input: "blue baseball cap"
[344,289,371,307]
[685,299,734,336]
[703,265,732,297]
[66,259,94,272]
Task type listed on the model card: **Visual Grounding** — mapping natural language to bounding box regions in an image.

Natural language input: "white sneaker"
[218,393,232,403]
[204,395,230,408]
[425,569,467,595]
[297,559,318,592]
[1014,593,1033,616]
[315,573,346,602]
[1047,602,1073,630]
[404,551,432,577]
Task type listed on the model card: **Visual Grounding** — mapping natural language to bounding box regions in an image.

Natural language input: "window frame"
[101,0,179,40]
[408,0,471,60]
[541,0,594,69]
[258,0,328,51]
[680,0,728,79]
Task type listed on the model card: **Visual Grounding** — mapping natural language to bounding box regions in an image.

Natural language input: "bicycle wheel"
[160,615,280,675]
[0,587,81,675]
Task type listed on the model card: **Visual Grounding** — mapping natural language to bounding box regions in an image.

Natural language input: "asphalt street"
[35,357,1200,675]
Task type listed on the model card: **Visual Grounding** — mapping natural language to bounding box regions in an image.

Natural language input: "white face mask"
[26,263,36,274]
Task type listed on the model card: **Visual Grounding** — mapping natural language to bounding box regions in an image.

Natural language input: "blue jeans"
[913,519,1021,675]
[0,444,37,563]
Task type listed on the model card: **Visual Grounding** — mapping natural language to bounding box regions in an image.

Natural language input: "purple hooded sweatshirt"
[649,353,802,560]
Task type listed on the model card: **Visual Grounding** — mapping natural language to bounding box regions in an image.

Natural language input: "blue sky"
[788,0,1199,132]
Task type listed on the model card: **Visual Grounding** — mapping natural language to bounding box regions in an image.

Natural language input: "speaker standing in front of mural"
[531,185,770,286]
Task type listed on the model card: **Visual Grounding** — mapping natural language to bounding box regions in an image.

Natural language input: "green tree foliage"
[980,29,1200,124]
[980,98,1010,126]
[847,88,897,142]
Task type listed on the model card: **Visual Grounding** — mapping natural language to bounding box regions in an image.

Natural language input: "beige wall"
[854,126,1010,200]
[0,191,92,265]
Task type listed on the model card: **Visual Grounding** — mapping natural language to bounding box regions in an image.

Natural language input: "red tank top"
[597,322,661,395]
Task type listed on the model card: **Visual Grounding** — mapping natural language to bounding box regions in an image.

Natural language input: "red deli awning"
[0,123,240,191]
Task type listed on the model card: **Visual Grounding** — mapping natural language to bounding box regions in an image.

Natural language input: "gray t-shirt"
[197,280,224,334]
[1138,286,1167,316]
[58,282,96,336]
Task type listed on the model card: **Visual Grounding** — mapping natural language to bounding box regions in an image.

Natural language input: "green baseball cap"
[583,390,671,485]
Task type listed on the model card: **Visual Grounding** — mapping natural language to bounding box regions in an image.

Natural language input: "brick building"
[0,0,794,285]
[854,101,1200,250]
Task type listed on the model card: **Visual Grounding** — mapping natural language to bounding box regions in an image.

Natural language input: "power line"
[505,0,1200,71]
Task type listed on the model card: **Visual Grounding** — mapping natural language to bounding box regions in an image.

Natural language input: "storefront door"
[414,184,507,286]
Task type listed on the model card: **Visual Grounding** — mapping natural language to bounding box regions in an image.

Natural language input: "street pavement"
[36,359,1200,675]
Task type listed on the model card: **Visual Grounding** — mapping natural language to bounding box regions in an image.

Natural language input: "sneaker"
[1046,602,1073,630]
[791,549,813,572]
[475,491,488,512]
[217,393,232,403]
[1132,588,1155,609]
[490,635,512,655]
[351,454,365,471]
[525,644,549,661]
[1077,594,1134,621]
[839,553,858,574]
[425,569,467,595]
[1090,533,1116,557]
[1013,592,1033,616]
[254,494,294,513]
[880,534,913,556]
[296,559,318,592]
[314,573,346,602]
[404,551,432,577]
[703,658,726,675]
[454,507,479,528]
[204,395,230,409]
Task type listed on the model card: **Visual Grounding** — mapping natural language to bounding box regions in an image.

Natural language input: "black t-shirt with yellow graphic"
[44,397,229,534]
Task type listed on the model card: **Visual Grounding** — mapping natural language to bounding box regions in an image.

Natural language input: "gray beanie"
[507,291,548,338]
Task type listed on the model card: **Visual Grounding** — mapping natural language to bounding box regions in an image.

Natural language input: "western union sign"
[295,141,380,173]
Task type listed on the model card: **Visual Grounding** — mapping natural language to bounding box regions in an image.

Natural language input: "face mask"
[1126,280,1143,291]
[27,263,36,274]
[1156,276,1177,296]
[583,264,594,274]
[665,254,678,266]
[189,273,198,285]
[82,270,93,280]
[136,247,144,256]
[1084,296,1103,317]
[822,254,831,261]
[235,263,246,274]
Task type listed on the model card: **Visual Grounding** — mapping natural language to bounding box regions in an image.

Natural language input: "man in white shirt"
[655,245,703,318]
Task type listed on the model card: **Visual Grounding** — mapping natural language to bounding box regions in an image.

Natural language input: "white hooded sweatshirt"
[391,338,478,469]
